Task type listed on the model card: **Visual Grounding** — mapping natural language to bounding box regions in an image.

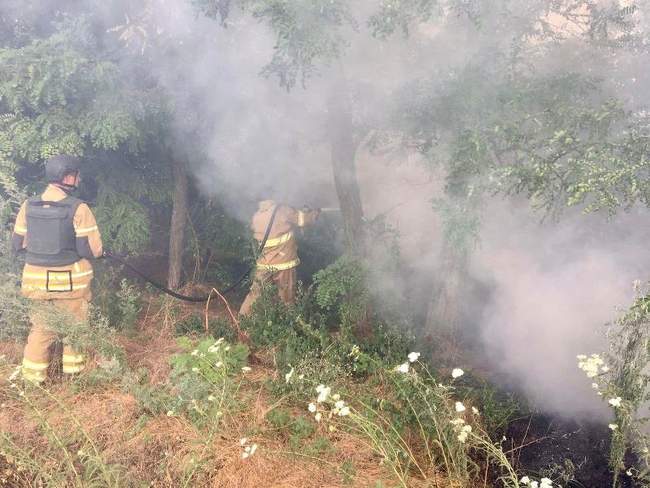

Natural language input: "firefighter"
[12,155,103,384]
[239,200,320,315]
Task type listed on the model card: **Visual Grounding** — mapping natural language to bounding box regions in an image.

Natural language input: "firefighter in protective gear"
[12,155,103,384]
[239,200,320,315]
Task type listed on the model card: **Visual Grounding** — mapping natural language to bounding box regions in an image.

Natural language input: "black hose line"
[104,204,280,303]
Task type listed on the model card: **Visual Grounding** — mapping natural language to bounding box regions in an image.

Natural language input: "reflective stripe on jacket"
[251,200,318,271]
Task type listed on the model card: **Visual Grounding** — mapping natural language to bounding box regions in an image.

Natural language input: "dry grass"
[0,338,415,488]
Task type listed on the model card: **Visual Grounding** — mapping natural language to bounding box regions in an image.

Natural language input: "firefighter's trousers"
[22,298,88,383]
[239,267,297,316]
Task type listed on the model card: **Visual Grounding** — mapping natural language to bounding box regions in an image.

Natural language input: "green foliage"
[368,0,439,38]
[0,13,171,255]
[577,284,650,486]
[303,358,524,488]
[197,0,356,89]
[168,337,248,426]
[121,368,176,416]
[113,278,142,331]
[313,255,368,330]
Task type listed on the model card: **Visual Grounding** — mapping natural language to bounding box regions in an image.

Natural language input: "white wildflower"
[316,385,331,403]
[602,365,610,373]
[315,412,322,422]
[609,424,618,431]
[609,397,622,408]
[335,400,345,410]
[240,438,248,446]
[166,410,174,417]
[241,366,252,373]
[451,368,464,379]
[540,478,553,488]
[395,362,409,374]
[408,352,420,363]
[450,418,465,426]
[578,354,605,378]
[332,394,341,401]
[242,443,258,458]
[191,367,199,373]
[191,349,199,356]
[529,482,539,488]
[8,367,20,382]
[338,406,351,417]
[455,401,466,413]
[215,361,223,368]
[225,346,231,352]
[208,395,216,402]
[285,367,295,383]
[626,469,633,476]
[308,403,317,413]
[471,407,480,415]
[520,476,530,485]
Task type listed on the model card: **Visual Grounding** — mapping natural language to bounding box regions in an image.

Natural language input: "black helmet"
[45,155,81,183]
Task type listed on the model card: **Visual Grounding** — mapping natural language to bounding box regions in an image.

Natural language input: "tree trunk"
[168,159,189,290]
[327,84,365,256]
[327,80,372,337]
[425,241,467,337]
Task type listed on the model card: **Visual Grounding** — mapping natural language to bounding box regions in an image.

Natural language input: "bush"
[123,336,250,428]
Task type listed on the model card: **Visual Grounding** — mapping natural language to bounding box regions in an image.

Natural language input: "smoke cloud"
[4,0,650,418]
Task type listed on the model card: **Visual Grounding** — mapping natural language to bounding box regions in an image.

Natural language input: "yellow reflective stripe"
[22,358,49,371]
[62,364,85,374]
[14,225,27,235]
[23,270,93,280]
[264,232,293,248]
[23,283,88,291]
[297,211,306,227]
[22,370,46,383]
[257,258,300,271]
[62,354,85,364]
[75,225,98,236]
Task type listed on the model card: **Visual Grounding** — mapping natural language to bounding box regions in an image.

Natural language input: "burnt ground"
[507,414,636,488]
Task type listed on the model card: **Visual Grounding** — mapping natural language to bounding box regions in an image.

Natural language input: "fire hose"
[103,204,280,303]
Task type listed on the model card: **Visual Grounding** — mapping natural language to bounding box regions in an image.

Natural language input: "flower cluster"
[239,437,258,459]
[577,353,609,378]
[449,397,481,444]
[520,476,553,487]
[394,351,422,374]
[308,385,351,423]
